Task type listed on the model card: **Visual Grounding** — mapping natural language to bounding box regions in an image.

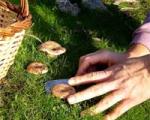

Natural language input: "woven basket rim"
[0,0,32,37]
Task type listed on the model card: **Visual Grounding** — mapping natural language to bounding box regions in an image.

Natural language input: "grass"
[0,0,150,120]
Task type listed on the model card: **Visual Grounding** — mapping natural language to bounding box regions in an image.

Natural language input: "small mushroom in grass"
[27,62,48,75]
[45,79,76,99]
[38,41,66,57]
[52,83,76,99]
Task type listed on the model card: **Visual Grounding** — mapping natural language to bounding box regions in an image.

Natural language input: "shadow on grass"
[1,0,150,120]
[30,0,140,78]
[27,0,142,113]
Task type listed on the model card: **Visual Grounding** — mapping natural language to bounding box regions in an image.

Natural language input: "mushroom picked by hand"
[38,41,66,57]
[27,62,48,75]
[52,84,76,99]
[45,79,76,99]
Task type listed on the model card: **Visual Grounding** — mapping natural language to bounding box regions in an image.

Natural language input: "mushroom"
[27,62,48,75]
[38,41,66,57]
[52,83,76,99]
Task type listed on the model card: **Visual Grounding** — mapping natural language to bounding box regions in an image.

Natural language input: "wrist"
[125,44,150,58]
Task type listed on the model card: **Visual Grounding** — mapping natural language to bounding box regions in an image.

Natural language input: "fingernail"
[80,110,90,117]
[104,115,111,120]
[68,77,75,85]
[67,95,75,104]
[80,109,95,117]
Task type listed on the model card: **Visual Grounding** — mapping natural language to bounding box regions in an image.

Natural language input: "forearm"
[127,12,150,58]
[126,43,150,58]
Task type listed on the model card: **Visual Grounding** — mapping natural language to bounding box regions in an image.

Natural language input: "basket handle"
[20,0,29,17]
[0,0,30,17]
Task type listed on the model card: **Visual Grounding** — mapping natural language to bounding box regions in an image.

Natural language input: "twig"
[25,34,42,43]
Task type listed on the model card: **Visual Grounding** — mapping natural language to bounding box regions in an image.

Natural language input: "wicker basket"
[0,0,32,80]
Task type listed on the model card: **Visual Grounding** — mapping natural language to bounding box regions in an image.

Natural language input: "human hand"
[76,50,127,76]
[76,44,150,76]
[68,55,150,120]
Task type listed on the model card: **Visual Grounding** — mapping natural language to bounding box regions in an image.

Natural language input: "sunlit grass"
[0,0,150,120]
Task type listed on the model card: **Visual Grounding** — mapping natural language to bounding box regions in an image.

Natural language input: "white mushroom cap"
[52,83,76,99]
[27,62,48,75]
[38,41,66,57]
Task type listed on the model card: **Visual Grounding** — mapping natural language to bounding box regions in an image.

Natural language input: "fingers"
[104,99,134,120]
[67,80,119,104]
[76,51,110,76]
[69,70,113,86]
[81,90,125,116]
[76,55,102,75]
